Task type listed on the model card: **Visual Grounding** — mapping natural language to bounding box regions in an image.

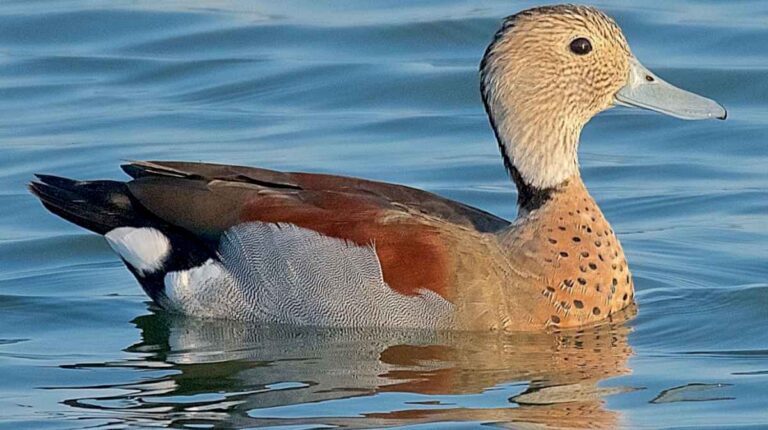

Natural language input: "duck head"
[480,5,726,194]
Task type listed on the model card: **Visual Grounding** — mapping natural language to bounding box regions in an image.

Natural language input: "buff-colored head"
[481,5,725,192]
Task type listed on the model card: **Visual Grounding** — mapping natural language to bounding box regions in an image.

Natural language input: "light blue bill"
[616,57,727,120]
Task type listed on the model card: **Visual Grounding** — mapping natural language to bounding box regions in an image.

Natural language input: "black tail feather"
[30,173,218,305]
[29,175,144,235]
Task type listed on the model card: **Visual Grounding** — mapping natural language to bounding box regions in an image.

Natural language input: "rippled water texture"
[1,1,766,428]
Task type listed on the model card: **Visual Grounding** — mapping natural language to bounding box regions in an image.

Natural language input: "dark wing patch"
[122,160,510,233]
[123,161,302,190]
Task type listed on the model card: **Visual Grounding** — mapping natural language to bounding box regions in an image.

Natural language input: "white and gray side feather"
[161,222,455,329]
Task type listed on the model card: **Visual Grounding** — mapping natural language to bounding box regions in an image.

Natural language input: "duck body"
[30,5,723,331]
[31,161,630,330]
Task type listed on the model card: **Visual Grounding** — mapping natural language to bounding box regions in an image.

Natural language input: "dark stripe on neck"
[508,165,556,213]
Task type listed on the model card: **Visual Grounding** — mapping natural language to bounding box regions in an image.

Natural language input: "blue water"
[1,1,766,428]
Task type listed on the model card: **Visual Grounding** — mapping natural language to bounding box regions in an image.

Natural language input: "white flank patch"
[105,227,171,275]
[163,259,226,313]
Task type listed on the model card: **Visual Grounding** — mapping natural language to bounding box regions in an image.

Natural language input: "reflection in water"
[649,383,734,404]
[57,306,637,429]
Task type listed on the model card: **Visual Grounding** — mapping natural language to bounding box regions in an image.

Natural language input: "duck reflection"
[62,305,637,429]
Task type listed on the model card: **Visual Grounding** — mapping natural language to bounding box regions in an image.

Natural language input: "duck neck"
[483,94,584,216]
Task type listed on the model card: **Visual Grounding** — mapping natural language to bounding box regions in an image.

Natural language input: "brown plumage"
[30,5,725,330]
[122,160,507,301]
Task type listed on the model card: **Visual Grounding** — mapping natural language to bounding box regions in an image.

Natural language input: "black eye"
[569,37,592,55]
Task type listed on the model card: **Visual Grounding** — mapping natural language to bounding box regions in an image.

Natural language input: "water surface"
[0,1,766,429]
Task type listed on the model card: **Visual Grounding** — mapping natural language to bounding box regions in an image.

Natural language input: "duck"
[29,5,725,331]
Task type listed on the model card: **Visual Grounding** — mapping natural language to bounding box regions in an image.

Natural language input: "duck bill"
[615,57,726,120]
